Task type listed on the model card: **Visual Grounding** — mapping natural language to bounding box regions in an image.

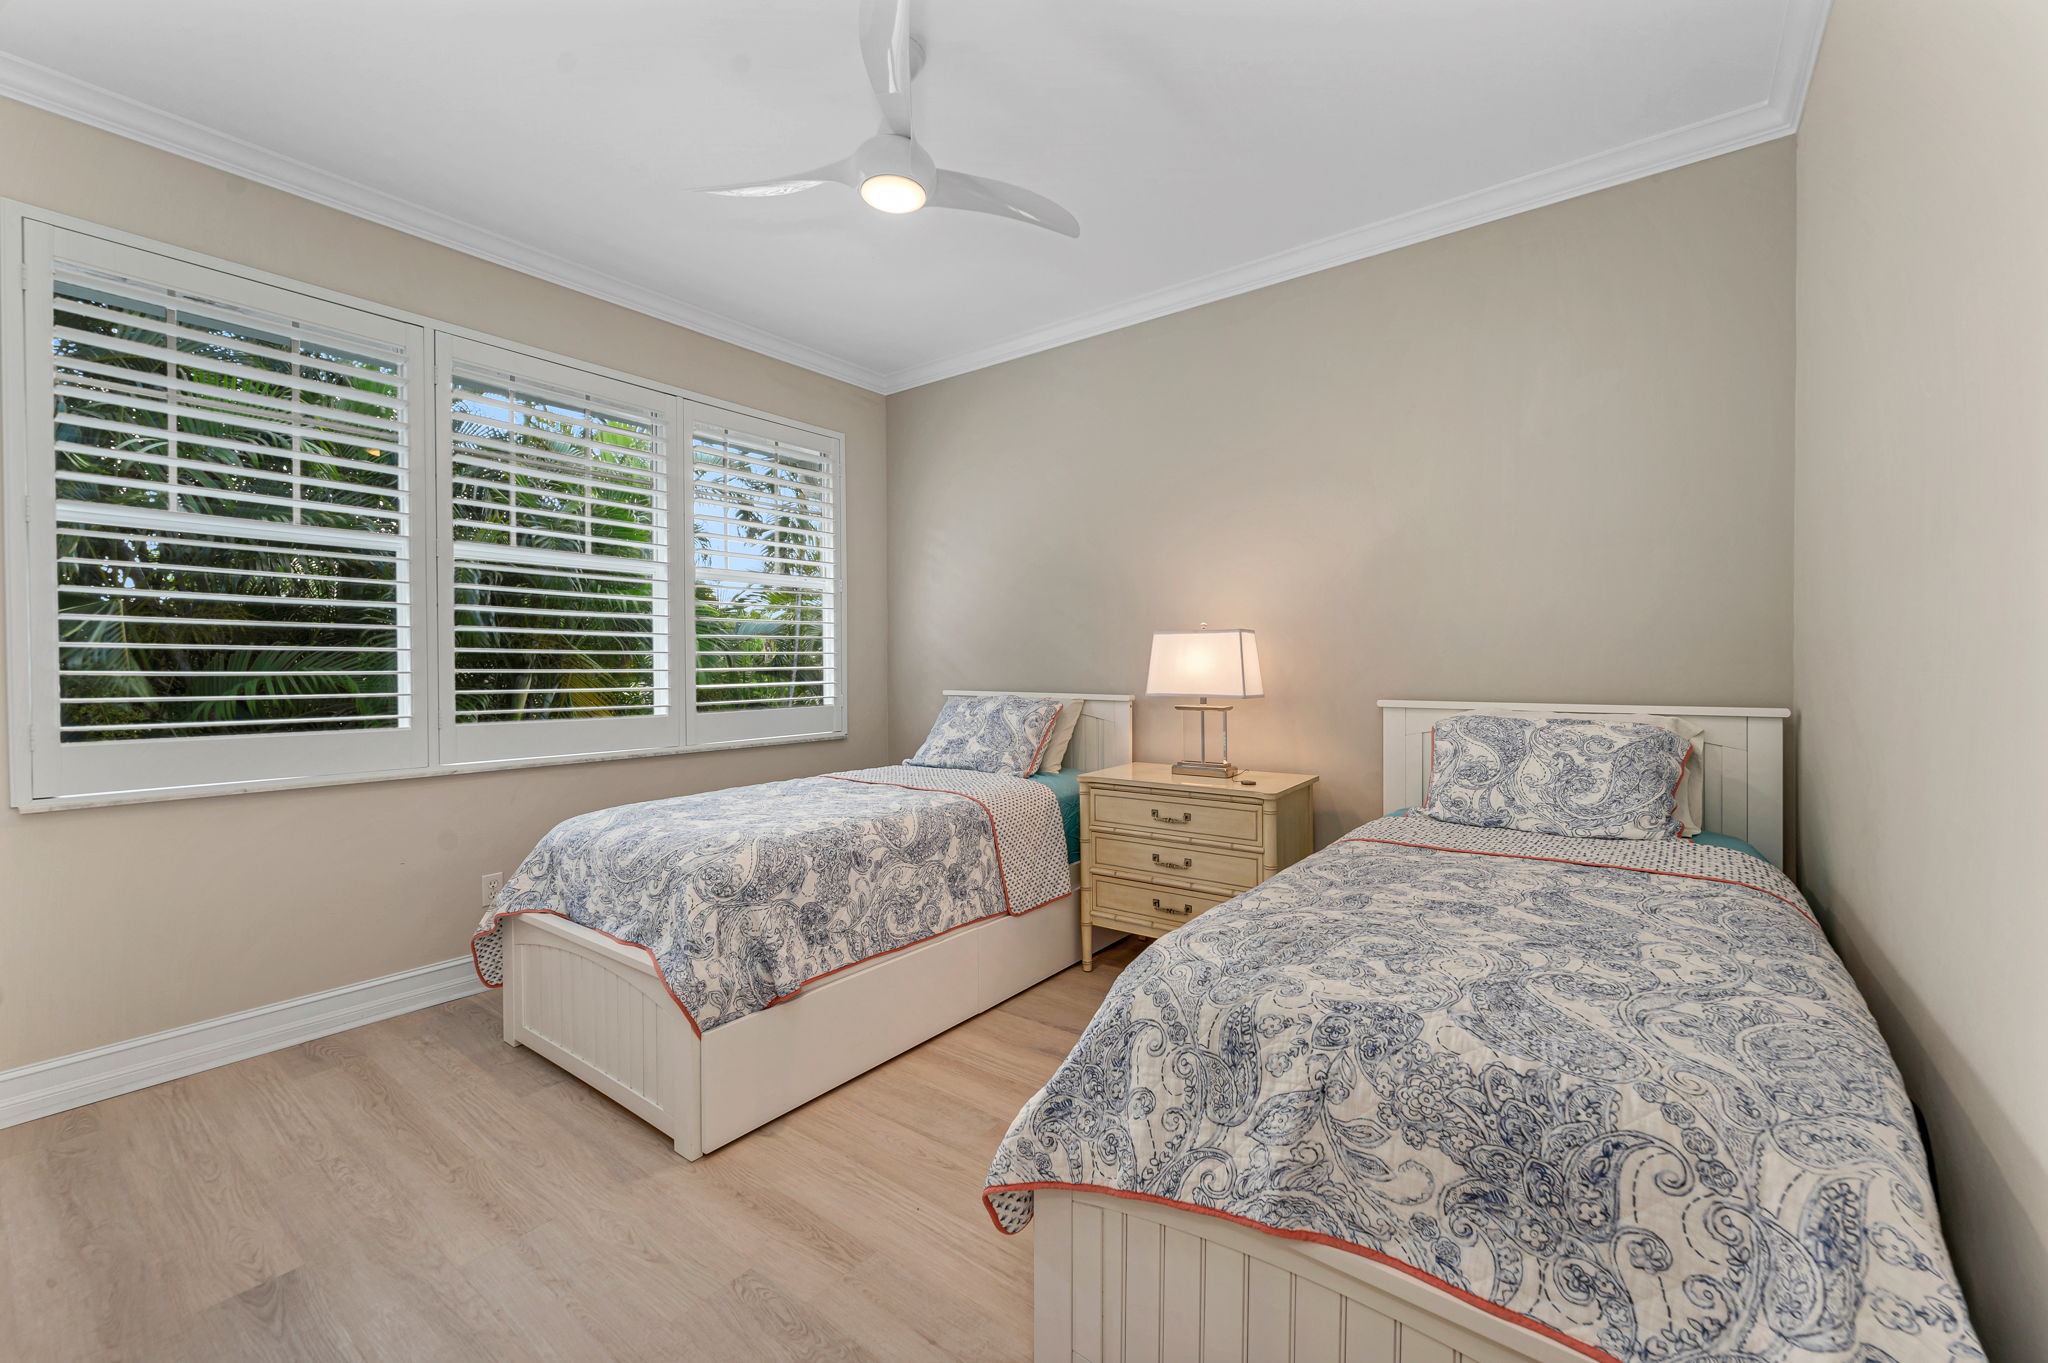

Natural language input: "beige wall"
[10,28,2035,1351]
[1794,4,2048,1356]
[887,142,1795,843]
[0,98,890,1070]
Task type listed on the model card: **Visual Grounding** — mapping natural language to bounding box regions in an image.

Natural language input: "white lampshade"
[1145,629,1264,699]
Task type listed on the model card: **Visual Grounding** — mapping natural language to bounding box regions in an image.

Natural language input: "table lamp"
[1145,626,1263,779]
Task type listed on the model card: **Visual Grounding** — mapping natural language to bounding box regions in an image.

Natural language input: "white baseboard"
[0,957,487,1130]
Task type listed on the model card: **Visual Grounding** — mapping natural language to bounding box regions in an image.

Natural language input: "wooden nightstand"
[1077,763,1319,969]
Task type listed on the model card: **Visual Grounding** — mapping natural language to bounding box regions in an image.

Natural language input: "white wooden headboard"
[1379,700,1792,867]
[942,691,1134,773]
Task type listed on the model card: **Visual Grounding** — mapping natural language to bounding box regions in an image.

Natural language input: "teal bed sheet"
[1028,770,1083,862]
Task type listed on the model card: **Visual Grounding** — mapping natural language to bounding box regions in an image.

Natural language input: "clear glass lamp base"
[1171,702,1239,779]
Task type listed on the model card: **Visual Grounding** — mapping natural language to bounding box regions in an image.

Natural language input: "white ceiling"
[0,1,1826,393]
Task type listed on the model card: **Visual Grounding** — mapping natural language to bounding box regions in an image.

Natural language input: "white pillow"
[1033,698,1088,774]
[1665,716,1707,837]
[1453,708,1706,836]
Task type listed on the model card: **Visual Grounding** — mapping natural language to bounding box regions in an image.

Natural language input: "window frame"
[3,202,849,812]
[682,401,847,750]
[22,222,436,801]
[437,335,685,767]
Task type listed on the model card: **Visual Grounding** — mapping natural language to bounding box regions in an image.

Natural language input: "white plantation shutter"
[9,213,850,807]
[22,225,429,800]
[440,339,680,763]
[685,404,844,745]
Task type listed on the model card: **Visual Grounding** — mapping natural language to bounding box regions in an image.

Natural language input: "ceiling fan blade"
[859,0,914,137]
[688,158,857,197]
[928,169,1080,237]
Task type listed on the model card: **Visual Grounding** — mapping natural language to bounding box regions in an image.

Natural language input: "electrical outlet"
[481,871,503,907]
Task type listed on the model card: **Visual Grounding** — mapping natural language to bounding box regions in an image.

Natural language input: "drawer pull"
[1151,852,1194,869]
[1152,898,1195,915]
[1150,808,1193,824]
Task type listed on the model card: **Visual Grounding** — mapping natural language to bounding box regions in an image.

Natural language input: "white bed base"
[1032,698,1792,1363]
[498,691,1133,1159]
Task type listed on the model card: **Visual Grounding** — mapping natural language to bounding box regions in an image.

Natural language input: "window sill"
[9,727,852,814]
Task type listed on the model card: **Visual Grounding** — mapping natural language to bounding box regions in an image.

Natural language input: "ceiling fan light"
[860,174,927,214]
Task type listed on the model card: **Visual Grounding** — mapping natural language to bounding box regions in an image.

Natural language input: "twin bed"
[471,693,1980,1363]
[990,701,1980,1363]
[474,690,1132,1159]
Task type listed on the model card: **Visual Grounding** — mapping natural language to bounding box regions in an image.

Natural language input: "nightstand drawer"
[1093,792,1260,844]
[1093,834,1262,890]
[1093,877,1228,926]
[1091,905,1190,939]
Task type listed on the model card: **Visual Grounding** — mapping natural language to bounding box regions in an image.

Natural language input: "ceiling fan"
[689,0,1080,237]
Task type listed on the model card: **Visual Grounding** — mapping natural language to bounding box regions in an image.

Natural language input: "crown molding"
[880,105,1796,392]
[0,0,1827,398]
[0,51,892,393]
[877,0,1829,392]
[1768,0,1833,116]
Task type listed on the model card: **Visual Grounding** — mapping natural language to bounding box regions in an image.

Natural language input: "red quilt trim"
[1023,706,1062,775]
[982,1182,1622,1363]
[473,888,1073,1039]
[1337,832,1816,925]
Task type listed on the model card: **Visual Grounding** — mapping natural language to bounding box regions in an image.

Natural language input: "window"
[7,211,845,808]
[686,407,843,745]
[440,340,679,764]
[19,224,429,801]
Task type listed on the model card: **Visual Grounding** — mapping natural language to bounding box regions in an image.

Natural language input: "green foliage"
[53,284,405,742]
[448,378,662,724]
[691,443,828,712]
[51,281,833,742]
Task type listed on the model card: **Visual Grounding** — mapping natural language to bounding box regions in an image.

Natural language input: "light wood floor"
[0,941,1143,1363]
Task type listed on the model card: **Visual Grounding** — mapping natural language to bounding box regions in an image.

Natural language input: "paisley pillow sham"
[1422,712,1689,839]
[907,694,1064,777]
[1456,706,1708,835]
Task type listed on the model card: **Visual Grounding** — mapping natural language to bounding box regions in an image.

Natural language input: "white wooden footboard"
[1033,1190,1582,1363]
[499,913,706,1156]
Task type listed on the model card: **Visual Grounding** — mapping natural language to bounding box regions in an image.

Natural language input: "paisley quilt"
[985,815,1981,1363]
[472,765,1071,1034]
